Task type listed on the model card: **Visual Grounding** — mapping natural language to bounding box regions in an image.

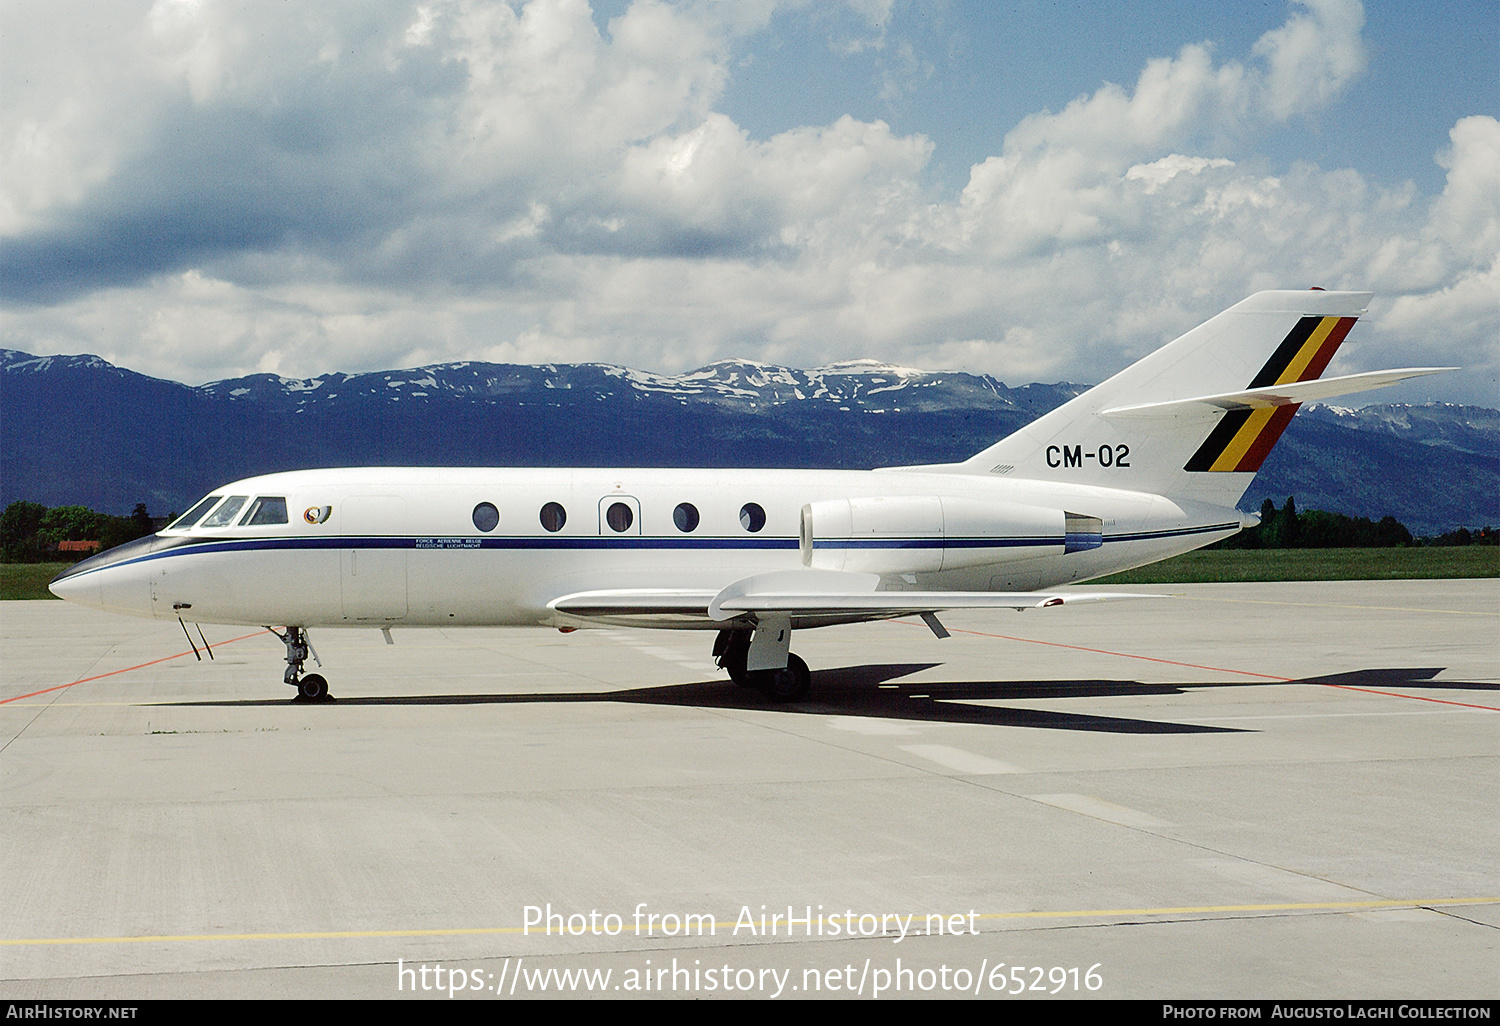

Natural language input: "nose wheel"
[272,626,333,702]
[297,673,329,701]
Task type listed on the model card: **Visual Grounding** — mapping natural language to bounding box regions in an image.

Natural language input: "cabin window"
[673,502,700,533]
[168,495,222,530]
[739,502,766,533]
[605,501,633,533]
[241,496,289,526]
[472,502,499,532]
[540,502,567,532]
[200,496,248,528]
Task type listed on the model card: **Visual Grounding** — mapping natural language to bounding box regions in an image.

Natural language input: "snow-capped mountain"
[188,356,1080,415]
[2,349,1493,535]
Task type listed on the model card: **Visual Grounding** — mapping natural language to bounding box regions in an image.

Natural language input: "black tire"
[727,653,753,687]
[297,673,329,701]
[755,653,810,703]
[719,634,751,686]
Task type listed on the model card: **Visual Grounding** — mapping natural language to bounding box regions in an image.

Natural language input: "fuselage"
[43,291,1426,704]
[50,465,1245,630]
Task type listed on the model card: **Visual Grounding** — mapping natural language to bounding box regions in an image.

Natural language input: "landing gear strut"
[712,628,811,702]
[713,630,753,687]
[271,626,331,702]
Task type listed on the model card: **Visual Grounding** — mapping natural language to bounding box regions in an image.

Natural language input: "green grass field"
[1091,546,1499,584]
[1,562,73,600]
[3,548,1495,600]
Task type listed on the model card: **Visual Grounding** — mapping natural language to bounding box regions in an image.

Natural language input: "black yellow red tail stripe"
[1184,315,1357,472]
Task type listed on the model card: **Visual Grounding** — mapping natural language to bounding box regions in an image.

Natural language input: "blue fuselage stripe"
[59,521,1239,581]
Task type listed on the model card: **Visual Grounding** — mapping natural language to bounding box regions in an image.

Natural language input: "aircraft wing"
[548,570,1160,627]
[547,589,720,619]
[706,570,1157,619]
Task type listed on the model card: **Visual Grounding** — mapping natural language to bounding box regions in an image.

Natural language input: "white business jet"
[50,290,1446,702]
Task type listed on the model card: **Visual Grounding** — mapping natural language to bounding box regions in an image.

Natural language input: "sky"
[2,0,1496,406]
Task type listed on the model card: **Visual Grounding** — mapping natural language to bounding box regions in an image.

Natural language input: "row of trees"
[1218,497,1495,550]
[0,501,161,562]
[1429,525,1499,546]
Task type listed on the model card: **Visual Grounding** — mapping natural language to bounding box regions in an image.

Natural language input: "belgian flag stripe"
[1185,315,1357,473]
[1247,317,1322,388]
[1231,403,1299,472]
[1296,315,1357,382]
[1208,407,1277,472]
[1276,316,1342,384]
[1184,409,1252,472]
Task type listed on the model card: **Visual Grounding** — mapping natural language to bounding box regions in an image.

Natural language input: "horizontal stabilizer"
[1101,367,1455,418]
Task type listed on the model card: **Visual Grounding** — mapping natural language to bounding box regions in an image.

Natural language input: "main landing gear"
[713,626,811,703]
[271,626,332,702]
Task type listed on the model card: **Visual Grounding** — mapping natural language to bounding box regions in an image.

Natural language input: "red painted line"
[936,625,1293,680]
[1310,683,1499,712]
[0,629,273,704]
[909,622,1500,712]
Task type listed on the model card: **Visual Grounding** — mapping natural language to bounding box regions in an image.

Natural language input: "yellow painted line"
[2,927,527,946]
[975,896,1498,920]
[5,898,1495,946]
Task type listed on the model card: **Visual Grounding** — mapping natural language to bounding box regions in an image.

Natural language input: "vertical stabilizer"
[930,291,1373,507]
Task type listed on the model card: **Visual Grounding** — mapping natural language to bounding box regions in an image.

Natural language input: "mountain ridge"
[2,349,1493,536]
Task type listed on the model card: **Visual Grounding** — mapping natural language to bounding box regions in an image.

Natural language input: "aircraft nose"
[49,558,129,614]
[48,533,177,619]
[48,568,100,606]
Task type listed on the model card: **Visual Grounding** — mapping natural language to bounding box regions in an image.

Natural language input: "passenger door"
[340,496,408,620]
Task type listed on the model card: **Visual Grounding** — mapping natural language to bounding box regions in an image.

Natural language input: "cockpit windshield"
[166,495,222,531]
[200,496,248,528]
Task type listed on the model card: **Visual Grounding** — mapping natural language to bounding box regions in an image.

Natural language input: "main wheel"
[297,673,329,701]
[755,653,810,703]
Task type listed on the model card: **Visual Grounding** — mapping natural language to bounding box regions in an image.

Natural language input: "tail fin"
[911,291,1449,508]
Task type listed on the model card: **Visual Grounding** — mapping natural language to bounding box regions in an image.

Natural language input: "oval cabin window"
[739,502,766,533]
[605,501,633,533]
[472,502,499,532]
[540,502,567,533]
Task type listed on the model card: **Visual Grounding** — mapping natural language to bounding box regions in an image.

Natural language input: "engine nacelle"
[800,496,1095,575]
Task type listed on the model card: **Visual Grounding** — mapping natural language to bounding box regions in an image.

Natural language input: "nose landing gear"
[271,626,332,702]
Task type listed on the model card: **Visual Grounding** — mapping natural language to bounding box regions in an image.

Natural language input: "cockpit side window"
[167,495,223,531]
[240,496,289,526]
[200,496,248,528]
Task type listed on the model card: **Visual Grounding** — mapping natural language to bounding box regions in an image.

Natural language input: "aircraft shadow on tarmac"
[166,665,1486,735]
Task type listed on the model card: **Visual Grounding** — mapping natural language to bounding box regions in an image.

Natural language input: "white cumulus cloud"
[0,0,1492,407]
